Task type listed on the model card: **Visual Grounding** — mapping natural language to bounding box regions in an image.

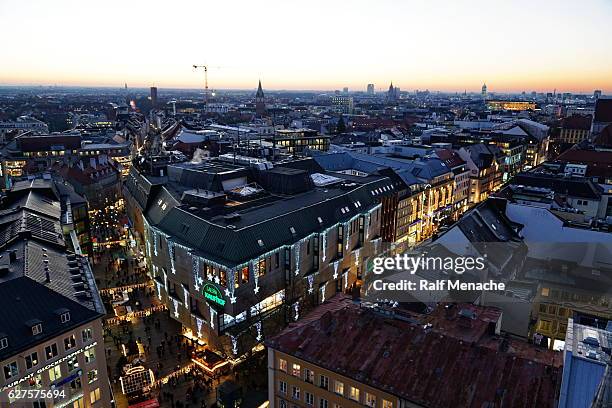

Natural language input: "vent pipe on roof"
[45,271,50,283]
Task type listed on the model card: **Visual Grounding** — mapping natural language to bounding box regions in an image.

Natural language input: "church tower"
[255,80,266,117]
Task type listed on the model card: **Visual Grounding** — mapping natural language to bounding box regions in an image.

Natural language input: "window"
[31,373,43,389]
[85,349,96,364]
[366,393,376,408]
[279,359,287,372]
[48,365,61,382]
[64,334,76,351]
[60,312,71,323]
[279,380,287,394]
[305,392,314,406]
[0,337,7,350]
[3,361,18,380]
[305,369,314,384]
[87,369,98,384]
[33,401,47,408]
[541,287,549,297]
[279,400,287,408]
[292,363,301,377]
[67,356,79,372]
[349,386,360,402]
[73,397,85,408]
[334,380,344,395]
[70,377,82,390]
[26,352,39,369]
[319,398,328,408]
[382,400,393,408]
[82,328,93,343]
[32,323,43,336]
[292,386,300,400]
[45,343,58,360]
[319,375,329,390]
[89,387,101,404]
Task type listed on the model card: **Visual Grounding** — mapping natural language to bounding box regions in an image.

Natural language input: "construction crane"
[193,64,210,104]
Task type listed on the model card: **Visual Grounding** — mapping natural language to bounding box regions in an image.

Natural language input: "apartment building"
[0,181,109,407]
[266,296,563,408]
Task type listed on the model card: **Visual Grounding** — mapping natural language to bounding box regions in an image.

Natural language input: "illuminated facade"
[124,161,388,357]
[487,100,536,111]
[273,129,330,154]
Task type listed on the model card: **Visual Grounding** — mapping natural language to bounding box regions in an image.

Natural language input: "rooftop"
[267,295,562,408]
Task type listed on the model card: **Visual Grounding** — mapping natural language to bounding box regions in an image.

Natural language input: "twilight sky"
[1,0,611,93]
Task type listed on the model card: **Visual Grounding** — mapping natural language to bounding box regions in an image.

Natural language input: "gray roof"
[0,276,101,361]
[148,177,392,266]
[0,184,104,361]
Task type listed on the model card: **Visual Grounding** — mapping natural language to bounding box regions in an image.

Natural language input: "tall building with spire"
[255,80,266,117]
[387,81,398,101]
[481,83,488,99]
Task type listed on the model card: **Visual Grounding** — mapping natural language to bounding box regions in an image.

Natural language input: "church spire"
[256,79,264,98]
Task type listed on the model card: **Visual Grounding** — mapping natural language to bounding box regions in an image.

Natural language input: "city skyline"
[1,0,611,93]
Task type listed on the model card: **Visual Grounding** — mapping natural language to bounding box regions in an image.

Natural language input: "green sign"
[203,283,226,307]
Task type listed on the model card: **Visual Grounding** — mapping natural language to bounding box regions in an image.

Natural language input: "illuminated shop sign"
[203,284,226,307]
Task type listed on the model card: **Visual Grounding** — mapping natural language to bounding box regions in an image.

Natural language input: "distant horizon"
[1,0,611,94]
[0,83,605,96]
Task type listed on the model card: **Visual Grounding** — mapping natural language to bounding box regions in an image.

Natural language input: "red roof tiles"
[267,295,562,408]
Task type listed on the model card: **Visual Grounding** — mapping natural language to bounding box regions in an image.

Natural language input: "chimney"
[45,271,51,283]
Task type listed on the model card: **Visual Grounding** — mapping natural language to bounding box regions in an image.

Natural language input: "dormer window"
[60,312,70,323]
[0,337,7,350]
[32,323,43,336]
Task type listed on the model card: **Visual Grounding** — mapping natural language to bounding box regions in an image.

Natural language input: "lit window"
[279,359,287,372]
[48,365,61,382]
[292,363,301,377]
[3,361,18,380]
[68,356,79,372]
[82,328,93,343]
[89,387,101,404]
[382,400,393,408]
[541,288,550,297]
[349,386,360,401]
[304,368,314,384]
[45,343,58,360]
[366,393,376,407]
[25,352,39,369]
[334,380,344,395]
[85,349,96,364]
[64,334,77,351]
[87,369,98,384]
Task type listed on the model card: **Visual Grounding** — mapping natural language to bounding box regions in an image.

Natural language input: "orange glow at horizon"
[1,0,611,94]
